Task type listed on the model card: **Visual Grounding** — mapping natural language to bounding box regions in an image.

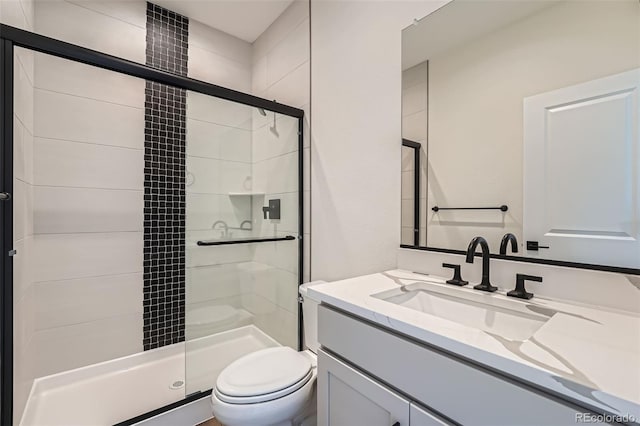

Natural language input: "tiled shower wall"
[30,0,146,379]
[249,0,310,347]
[184,11,255,340]
[1,0,36,421]
[6,0,310,406]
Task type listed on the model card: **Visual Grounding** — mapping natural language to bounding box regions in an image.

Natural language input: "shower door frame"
[0,24,305,426]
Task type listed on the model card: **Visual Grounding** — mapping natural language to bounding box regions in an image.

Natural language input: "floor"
[20,326,279,426]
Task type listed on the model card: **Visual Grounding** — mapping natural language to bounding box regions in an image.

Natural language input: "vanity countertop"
[309,269,640,420]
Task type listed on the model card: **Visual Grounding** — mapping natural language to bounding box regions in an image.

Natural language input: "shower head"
[257,108,267,116]
[269,110,279,137]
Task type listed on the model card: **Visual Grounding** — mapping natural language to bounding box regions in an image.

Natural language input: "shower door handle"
[0,192,11,201]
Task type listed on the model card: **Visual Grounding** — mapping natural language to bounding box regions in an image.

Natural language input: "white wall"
[310,0,446,282]
[425,0,640,253]
[1,0,36,421]
[31,0,146,379]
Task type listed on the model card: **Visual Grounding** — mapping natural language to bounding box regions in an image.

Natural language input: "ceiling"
[402,1,560,70]
[153,0,295,43]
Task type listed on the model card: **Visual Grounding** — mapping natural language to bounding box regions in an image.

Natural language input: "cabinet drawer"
[318,305,606,426]
[318,348,410,426]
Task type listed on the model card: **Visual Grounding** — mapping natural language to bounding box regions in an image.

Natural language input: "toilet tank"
[298,281,325,354]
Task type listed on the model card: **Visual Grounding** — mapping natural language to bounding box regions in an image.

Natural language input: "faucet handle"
[442,263,468,286]
[507,274,542,300]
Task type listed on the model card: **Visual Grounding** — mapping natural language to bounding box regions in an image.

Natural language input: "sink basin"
[372,284,549,341]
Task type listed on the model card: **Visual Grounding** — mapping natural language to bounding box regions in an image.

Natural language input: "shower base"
[20,325,280,426]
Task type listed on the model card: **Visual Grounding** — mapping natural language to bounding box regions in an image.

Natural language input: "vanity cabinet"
[318,348,450,426]
[317,304,609,426]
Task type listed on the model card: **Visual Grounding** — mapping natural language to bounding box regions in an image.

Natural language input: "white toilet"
[210,281,324,426]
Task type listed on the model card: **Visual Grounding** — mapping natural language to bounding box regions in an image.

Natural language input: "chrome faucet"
[212,220,229,237]
[499,233,518,255]
[465,236,497,292]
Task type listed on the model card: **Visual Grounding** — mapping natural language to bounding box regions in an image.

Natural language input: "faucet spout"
[465,236,497,292]
[499,233,518,255]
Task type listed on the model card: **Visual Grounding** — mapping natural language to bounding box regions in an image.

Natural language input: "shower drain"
[170,380,185,390]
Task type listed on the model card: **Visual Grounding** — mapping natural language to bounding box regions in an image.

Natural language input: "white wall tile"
[13,116,25,182]
[303,190,310,234]
[12,178,33,242]
[401,199,414,227]
[251,55,268,96]
[266,60,309,108]
[401,170,414,200]
[188,45,251,93]
[12,237,33,304]
[0,0,29,29]
[66,0,146,29]
[186,192,250,231]
[35,90,144,150]
[35,53,144,108]
[186,240,253,268]
[402,110,428,142]
[253,151,299,194]
[16,46,34,88]
[13,285,34,363]
[34,186,143,234]
[34,273,142,330]
[19,0,34,27]
[14,58,34,132]
[403,61,429,90]
[186,156,223,194]
[35,0,145,64]
[186,263,246,304]
[251,264,298,314]
[32,313,142,377]
[13,116,34,185]
[189,19,252,67]
[252,0,308,59]
[34,138,143,190]
[401,227,414,245]
[252,238,298,275]
[187,91,252,130]
[252,114,299,162]
[187,118,251,163]
[266,18,309,87]
[303,232,310,283]
[33,232,143,282]
[402,83,427,117]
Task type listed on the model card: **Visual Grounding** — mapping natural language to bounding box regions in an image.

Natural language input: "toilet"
[210,281,325,426]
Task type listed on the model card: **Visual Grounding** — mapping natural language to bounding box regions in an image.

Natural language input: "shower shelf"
[197,235,296,246]
[228,192,265,196]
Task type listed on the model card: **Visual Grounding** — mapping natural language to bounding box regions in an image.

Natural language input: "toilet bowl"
[211,281,325,426]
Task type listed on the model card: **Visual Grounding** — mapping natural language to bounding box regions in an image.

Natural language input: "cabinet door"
[410,403,452,426]
[317,349,410,426]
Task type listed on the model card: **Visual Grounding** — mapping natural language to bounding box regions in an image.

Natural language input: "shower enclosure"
[0,24,303,426]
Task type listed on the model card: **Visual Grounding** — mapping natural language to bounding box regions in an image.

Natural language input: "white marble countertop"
[309,269,640,420]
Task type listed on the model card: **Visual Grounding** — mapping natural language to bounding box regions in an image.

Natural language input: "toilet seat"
[215,347,313,405]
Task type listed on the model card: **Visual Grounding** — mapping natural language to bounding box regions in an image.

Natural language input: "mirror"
[401,0,640,270]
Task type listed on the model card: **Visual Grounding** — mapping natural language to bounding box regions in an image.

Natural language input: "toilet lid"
[216,347,312,400]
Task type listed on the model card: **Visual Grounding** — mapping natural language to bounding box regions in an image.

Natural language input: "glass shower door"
[184,91,302,395]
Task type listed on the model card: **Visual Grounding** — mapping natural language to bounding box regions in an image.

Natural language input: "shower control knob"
[0,192,11,201]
